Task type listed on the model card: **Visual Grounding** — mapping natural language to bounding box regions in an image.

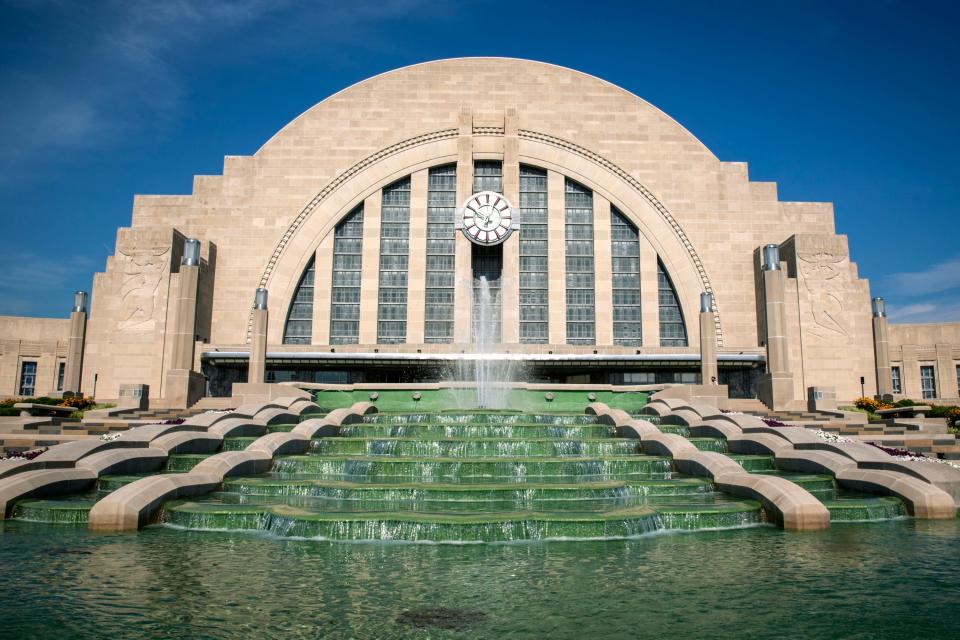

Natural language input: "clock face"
[461,191,513,245]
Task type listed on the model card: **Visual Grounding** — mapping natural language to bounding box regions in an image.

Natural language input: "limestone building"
[2,58,959,408]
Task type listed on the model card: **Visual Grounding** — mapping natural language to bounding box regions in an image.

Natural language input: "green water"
[314,389,650,413]
[151,410,773,541]
[1,519,957,639]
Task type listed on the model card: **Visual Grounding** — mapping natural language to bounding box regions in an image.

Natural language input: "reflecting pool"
[2,518,957,639]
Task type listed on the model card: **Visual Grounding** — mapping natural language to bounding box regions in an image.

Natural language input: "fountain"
[454,275,519,409]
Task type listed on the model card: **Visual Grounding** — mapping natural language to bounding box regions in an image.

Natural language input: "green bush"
[894,398,916,407]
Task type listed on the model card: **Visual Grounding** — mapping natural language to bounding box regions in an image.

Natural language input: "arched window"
[329,204,364,344]
[610,207,641,346]
[657,260,687,346]
[282,257,314,344]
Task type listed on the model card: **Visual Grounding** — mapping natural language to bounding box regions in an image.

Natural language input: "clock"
[460,191,514,246]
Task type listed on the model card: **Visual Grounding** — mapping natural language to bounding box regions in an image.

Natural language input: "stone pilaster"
[358,192,382,345]
[406,169,429,344]
[500,108,520,345]
[593,194,613,346]
[453,107,474,345]
[313,237,334,345]
[547,170,566,345]
[638,234,659,347]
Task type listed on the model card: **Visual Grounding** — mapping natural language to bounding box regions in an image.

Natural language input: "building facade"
[2,58,958,407]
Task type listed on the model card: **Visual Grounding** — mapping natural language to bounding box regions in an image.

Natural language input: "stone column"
[164,238,206,407]
[700,292,718,385]
[64,290,88,394]
[453,107,474,345]
[757,244,795,409]
[170,245,200,370]
[871,297,892,398]
[249,288,268,385]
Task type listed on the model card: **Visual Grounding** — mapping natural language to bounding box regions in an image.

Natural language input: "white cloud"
[887,299,960,323]
[0,0,287,179]
[0,0,435,185]
[883,257,960,297]
[0,251,93,293]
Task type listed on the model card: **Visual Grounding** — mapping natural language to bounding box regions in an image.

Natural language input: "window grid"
[425,165,456,343]
[610,207,642,346]
[519,165,548,343]
[658,260,688,346]
[565,179,595,344]
[282,257,315,344]
[329,205,364,344]
[956,364,959,398]
[377,178,410,344]
[19,361,36,397]
[920,365,936,399]
[891,366,902,394]
[57,361,65,391]
[473,160,502,194]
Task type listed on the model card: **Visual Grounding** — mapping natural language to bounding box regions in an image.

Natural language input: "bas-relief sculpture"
[798,250,849,341]
[116,246,170,333]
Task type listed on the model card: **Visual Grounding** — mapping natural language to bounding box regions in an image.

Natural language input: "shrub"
[58,396,97,410]
[894,398,916,408]
[854,397,881,412]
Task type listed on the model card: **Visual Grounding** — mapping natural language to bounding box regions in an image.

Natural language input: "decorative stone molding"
[252,128,723,345]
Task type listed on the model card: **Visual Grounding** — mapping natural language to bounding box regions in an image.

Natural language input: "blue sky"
[0,0,957,321]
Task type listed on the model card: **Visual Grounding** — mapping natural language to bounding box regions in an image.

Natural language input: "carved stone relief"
[797,250,849,340]
[116,246,170,332]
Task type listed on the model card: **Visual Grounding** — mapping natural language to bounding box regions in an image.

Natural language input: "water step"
[339,424,616,439]
[363,413,601,425]
[222,437,258,451]
[822,496,907,522]
[684,438,728,453]
[753,471,836,494]
[221,477,713,501]
[161,499,764,541]
[726,455,776,472]
[13,498,95,524]
[270,455,675,480]
[310,437,640,457]
[165,454,214,472]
